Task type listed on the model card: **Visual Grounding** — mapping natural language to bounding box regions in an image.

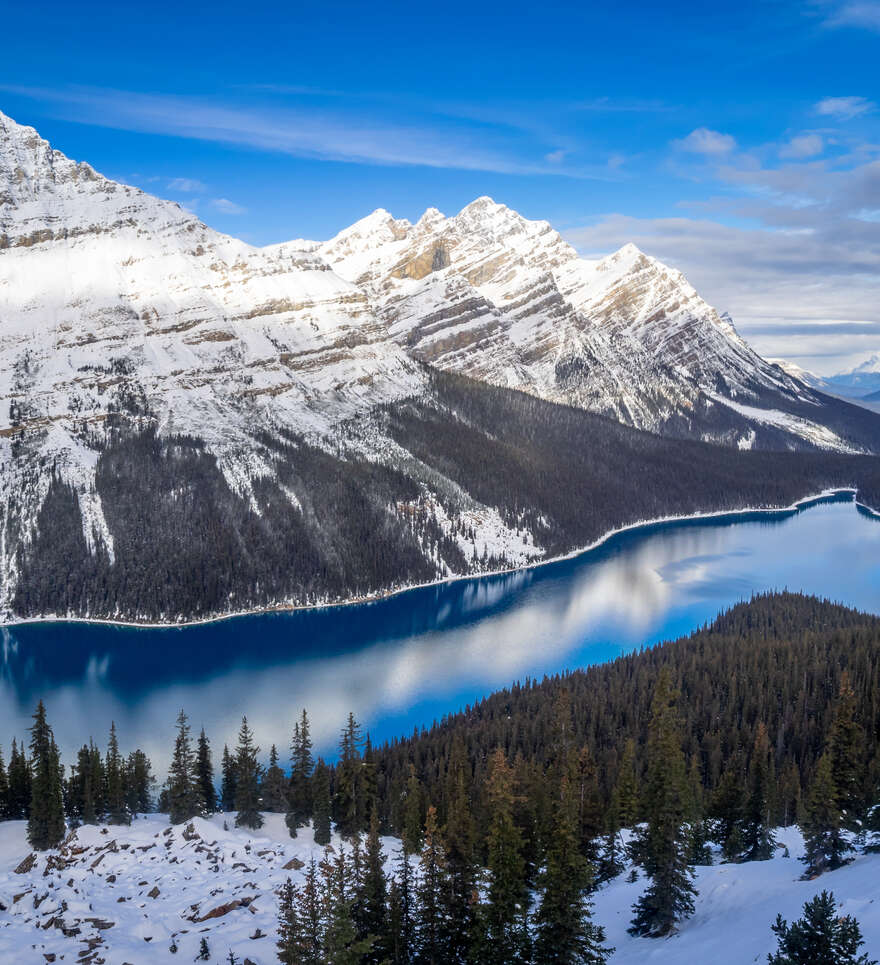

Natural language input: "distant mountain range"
[2,109,880,622]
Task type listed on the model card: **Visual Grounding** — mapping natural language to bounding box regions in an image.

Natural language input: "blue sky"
[3,0,880,371]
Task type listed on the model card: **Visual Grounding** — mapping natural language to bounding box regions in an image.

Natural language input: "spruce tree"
[167,710,201,824]
[533,777,613,964]
[287,710,314,836]
[336,713,365,839]
[768,890,877,965]
[482,748,529,964]
[829,673,867,831]
[402,765,425,855]
[313,758,332,845]
[359,807,390,963]
[0,746,9,821]
[27,701,65,850]
[233,716,263,830]
[262,744,288,813]
[390,847,416,964]
[710,750,745,861]
[220,744,237,812]
[801,752,852,876]
[628,670,697,938]
[416,805,452,964]
[195,728,216,814]
[321,847,373,963]
[277,877,302,965]
[125,749,154,816]
[740,722,775,861]
[8,738,32,819]
[444,754,480,963]
[105,722,130,825]
[612,737,639,829]
[296,858,324,964]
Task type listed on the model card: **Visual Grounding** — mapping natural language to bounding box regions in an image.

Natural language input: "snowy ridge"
[0,815,878,964]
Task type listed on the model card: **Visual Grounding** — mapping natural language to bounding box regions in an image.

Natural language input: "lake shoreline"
[2,487,863,632]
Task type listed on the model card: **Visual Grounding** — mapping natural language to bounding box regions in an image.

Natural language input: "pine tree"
[313,758,332,846]
[277,877,302,965]
[768,890,877,965]
[220,744,237,813]
[0,747,9,821]
[336,713,365,839]
[533,777,613,964]
[829,672,867,831]
[167,710,201,824]
[416,805,452,964]
[358,807,390,963]
[125,749,154,817]
[612,737,639,829]
[195,728,216,814]
[261,744,288,813]
[740,722,775,861]
[8,738,32,820]
[233,716,263,830]
[444,753,480,963]
[390,847,416,964]
[402,765,425,855]
[322,847,373,963]
[710,750,745,862]
[801,752,852,876]
[482,748,529,964]
[105,722,130,825]
[287,710,314,836]
[628,669,697,938]
[27,701,65,850]
[296,858,324,964]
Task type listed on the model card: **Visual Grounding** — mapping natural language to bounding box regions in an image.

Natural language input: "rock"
[282,856,304,870]
[147,886,160,899]
[14,853,37,874]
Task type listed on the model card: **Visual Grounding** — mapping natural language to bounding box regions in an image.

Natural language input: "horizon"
[3,0,880,374]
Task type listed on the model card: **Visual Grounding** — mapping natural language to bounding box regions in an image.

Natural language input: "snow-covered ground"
[0,816,878,964]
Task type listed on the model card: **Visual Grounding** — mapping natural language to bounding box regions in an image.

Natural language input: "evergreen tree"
[167,710,201,824]
[416,805,452,964]
[296,858,324,964]
[710,750,745,862]
[287,710,314,836]
[233,716,263,830]
[312,758,332,846]
[801,752,852,876]
[482,749,529,964]
[220,744,237,813]
[0,747,9,821]
[321,847,373,963]
[105,722,130,825]
[359,807,390,963]
[125,749,154,817]
[336,713,365,839]
[277,877,302,965]
[27,702,65,850]
[261,744,288,813]
[829,673,867,831]
[768,890,877,965]
[443,753,480,963]
[195,728,216,814]
[612,737,639,829]
[402,765,425,855]
[390,847,416,965]
[534,777,613,964]
[628,670,697,938]
[8,738,31,820]
[740,722,775,861]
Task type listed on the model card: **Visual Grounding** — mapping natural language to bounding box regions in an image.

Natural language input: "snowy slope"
[0,816,878,964]
[304,197,858,448]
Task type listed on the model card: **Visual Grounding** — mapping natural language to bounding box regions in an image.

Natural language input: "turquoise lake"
[1,493,878,770]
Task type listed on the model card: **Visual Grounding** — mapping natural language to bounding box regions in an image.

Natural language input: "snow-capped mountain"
[2,109,880,623]
[303,198,866,449]
[829,353,880,397]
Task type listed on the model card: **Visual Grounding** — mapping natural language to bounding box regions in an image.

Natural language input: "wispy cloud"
[0,84,610,179]
[821,1,880,31]
[779,134,824,159]
[211,197,247,215]
[674,128,736,156]
[814,95,875,120]
[167,177,207,192]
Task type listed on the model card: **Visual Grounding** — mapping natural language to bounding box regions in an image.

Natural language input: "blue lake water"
[1,493,878,771]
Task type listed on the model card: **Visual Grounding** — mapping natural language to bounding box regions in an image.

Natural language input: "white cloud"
[675,127,736,156]
[167,177,207,192]
[779,134,824,159]
[210,197,247,215]
[822,1,880,31]
[814,96,875,120]
[544,149,566,163]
